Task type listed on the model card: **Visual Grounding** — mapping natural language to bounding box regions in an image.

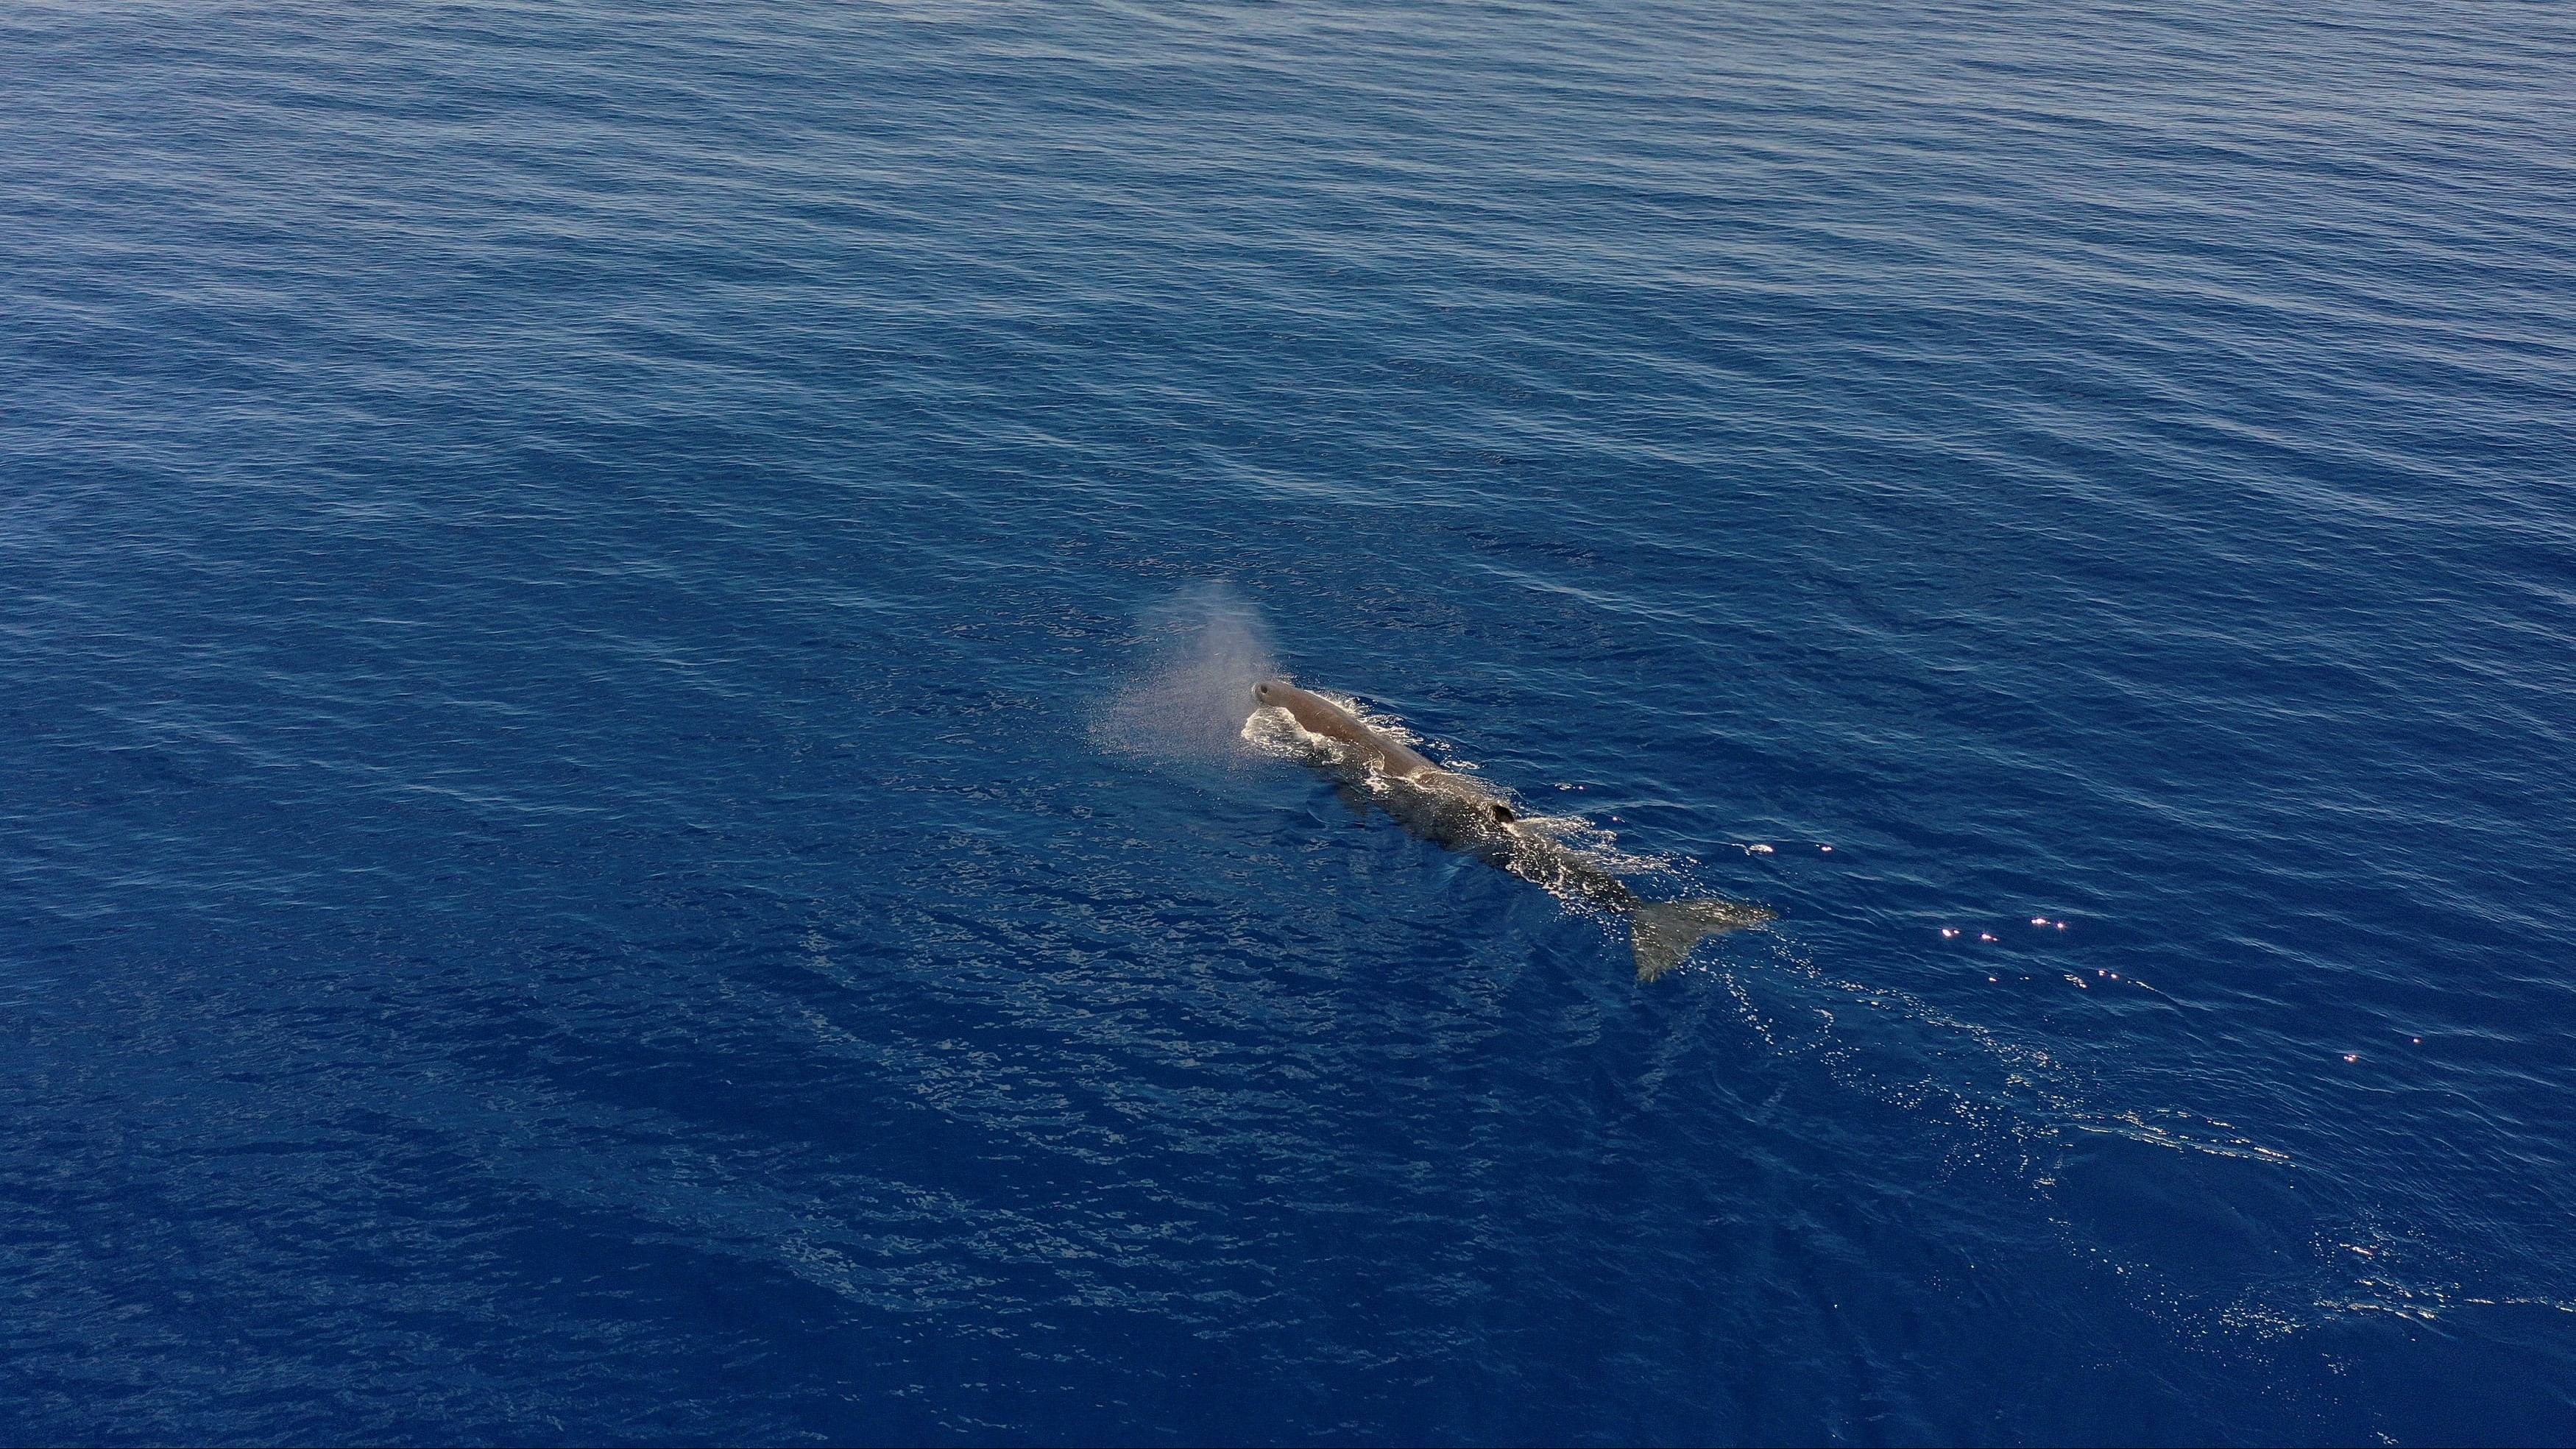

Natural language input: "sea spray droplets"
[1093,584,1281,768]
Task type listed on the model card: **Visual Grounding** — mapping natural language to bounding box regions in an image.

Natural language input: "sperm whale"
[1250,679,1773,980]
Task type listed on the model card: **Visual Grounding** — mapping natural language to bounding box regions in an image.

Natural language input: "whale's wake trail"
[1094,584,1278,768]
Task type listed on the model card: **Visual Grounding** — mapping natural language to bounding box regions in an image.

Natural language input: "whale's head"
[1253,679,1289,709]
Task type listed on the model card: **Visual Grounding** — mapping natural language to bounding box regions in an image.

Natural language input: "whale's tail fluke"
[1631,899,1775,981]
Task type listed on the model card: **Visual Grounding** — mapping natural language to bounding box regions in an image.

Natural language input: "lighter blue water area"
[4,2,2575,1442]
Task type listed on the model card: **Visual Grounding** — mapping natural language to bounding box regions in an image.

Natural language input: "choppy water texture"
[5,1,2575,1443]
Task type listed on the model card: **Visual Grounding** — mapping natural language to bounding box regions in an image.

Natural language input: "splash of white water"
[1093,584,1280,768]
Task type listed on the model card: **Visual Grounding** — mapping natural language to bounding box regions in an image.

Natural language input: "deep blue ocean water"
[5,1,2575,1442]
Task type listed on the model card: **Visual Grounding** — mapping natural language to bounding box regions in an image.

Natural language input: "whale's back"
[1256,681,1438,779]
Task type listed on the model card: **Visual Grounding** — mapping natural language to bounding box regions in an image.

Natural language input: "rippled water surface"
[6,1,2575,1442]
